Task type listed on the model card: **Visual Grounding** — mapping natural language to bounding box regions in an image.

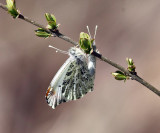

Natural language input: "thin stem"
[0,3,7,11]
[0,3,159,97]
[97,53,160,96]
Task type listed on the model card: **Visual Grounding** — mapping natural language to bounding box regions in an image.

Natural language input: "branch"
[0,3,160,97]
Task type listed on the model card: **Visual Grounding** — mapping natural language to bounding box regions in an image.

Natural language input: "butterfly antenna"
[94,25,98,39]
[86,25,92,38]
[48,45,68,54]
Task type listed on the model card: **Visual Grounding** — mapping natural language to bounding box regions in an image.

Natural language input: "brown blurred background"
[0,0,160,133]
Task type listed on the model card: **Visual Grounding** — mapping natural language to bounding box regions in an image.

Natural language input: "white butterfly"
[45,26,97,109]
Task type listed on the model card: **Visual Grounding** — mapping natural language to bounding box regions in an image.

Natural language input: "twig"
[0,3,160,97]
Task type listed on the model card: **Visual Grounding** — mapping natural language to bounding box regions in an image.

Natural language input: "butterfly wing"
[61,58,94,101]
[46,55,94,109]
[45,56,75,109]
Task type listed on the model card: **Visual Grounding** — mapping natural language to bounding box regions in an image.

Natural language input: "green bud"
[126,58,134,65]
[6,0,19,18]
[126,58,136,72]
[45,13,57,30]
[112,70,128,81]
[35,28,52,38]
[79,32,92,54]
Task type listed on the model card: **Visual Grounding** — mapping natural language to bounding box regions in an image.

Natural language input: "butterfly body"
[46,47,96,109]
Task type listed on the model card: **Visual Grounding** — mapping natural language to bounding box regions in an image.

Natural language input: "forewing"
[45,57,75,109]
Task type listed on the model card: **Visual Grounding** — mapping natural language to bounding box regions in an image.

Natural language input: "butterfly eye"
[70,49,75,55]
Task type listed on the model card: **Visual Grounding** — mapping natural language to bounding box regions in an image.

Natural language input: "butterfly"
[45,26,97,109]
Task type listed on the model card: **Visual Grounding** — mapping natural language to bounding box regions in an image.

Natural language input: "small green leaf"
[112,70,128,81]
[126,58,134,65]
[79,32,92,54]
[45,13,58,30]
[6,0,19,18]
[35,28,52,38]
[126,58,136,72]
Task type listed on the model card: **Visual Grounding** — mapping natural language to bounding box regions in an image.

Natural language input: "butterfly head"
[69,47,86,59]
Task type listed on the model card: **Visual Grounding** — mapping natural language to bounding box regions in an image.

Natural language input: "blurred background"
[0,0,160,133]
